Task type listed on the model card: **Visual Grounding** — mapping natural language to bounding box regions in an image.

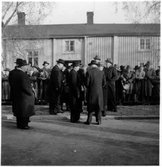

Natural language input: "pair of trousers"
[49,103,61,113]
[86,111,101,124]
[16,117,29,128]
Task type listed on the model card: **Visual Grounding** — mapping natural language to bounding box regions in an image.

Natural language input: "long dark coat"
[68,69,81,113]
[104,66,118,99]
[86,67,106,112]
[12,69,35,117]
[8,68,17,113]
[47,65,63,103]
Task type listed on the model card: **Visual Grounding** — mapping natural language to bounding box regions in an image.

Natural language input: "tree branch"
[3,2,23,30]
[2,2,14,20]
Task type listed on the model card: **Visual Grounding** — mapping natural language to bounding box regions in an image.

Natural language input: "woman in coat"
[84,60,106,125]
[12,60,35,129]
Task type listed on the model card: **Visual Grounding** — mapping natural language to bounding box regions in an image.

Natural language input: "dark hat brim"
[56,60,65,65]
[105,59,113,64]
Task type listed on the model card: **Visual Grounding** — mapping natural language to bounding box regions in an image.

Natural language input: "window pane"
[65,41,69,51]
[34,57,38,66]
[28,51,32,57]
[28,58,32,65]
[140,39,145,49]
[146,39,150,49]
[70,41,74,51]
[34,51,38,57]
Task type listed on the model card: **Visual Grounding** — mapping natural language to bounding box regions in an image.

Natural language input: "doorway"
[64,60,81,67]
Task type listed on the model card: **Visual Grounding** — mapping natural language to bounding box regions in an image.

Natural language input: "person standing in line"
[93,55,101,65]
[143,61,156,104]
[98,62,107,117]
[8,58,23,114]
[2,68,11,102]
[41,61,50,103]
[84,60,106,125]
[47,59,65,115]
[68,62,82,123]
[12,59,35,129]
[104,58,118,112]
[133,65,145,103]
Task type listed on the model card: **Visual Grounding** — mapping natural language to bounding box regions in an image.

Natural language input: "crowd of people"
[2,56,160,128]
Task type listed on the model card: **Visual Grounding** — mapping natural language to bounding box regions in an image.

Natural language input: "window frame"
[63,40,75,53]
[26,49,39,66]
[138,37,152,51]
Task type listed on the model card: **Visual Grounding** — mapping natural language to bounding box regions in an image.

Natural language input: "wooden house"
[2,12,160,70]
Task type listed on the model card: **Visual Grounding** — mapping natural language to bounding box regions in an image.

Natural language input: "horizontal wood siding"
[86,37,112,64]
[118,36,160,69]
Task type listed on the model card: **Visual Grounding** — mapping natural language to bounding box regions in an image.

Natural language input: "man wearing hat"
[104,58,118,112]
[68,61,82,123]
[9,59,23,115]
[93,55,101,64]
[47,59,65,115]
[84,60,106,125]
[12,59,35,129]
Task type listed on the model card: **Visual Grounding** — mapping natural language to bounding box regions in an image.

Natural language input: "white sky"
[43,1,129,24]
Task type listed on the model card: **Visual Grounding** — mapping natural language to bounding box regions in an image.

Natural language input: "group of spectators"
[2,56,160,126]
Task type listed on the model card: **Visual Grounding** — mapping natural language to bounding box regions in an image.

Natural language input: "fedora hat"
[88,60,98,66]
[42,61,49,66]
[17,60,28,67]
[56,59,65,65]
[93,55,101,60]
[72,61,81,67]
[105,58,113,64]
[15,58,23,65]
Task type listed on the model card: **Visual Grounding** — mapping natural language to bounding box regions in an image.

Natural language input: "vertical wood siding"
[54,38,83,64]
[6,39,53,69]
[86,37,113,64]
[118,36,160,69]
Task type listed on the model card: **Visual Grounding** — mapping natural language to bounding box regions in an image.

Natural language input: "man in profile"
[12,59,35,129]
[47,59,65,115]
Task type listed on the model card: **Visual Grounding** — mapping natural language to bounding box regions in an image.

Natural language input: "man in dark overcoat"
[47,59,65,115]
[12,59,35,129]
[84,60,106,125]
[8,59,23,114]
[104,58,118,112]
[68,62,81,123]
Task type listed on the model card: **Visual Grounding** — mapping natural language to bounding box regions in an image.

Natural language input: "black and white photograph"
[1,0,160,165]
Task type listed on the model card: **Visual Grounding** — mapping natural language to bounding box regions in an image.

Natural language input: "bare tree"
[113,1,160,23]
[2,2,55,69]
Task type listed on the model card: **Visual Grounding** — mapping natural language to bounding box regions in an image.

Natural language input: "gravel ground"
[2,105,159,116]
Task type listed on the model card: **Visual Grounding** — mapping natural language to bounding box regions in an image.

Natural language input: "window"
[139,38,151,50]
[64,40,75,52]
[27,50,38,66]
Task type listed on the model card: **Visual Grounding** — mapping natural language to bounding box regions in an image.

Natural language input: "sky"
[42,1,129,24]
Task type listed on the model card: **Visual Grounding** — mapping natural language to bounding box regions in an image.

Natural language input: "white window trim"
[26,49,39,66]
[138,37,152,52]
[63,40,75,53]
